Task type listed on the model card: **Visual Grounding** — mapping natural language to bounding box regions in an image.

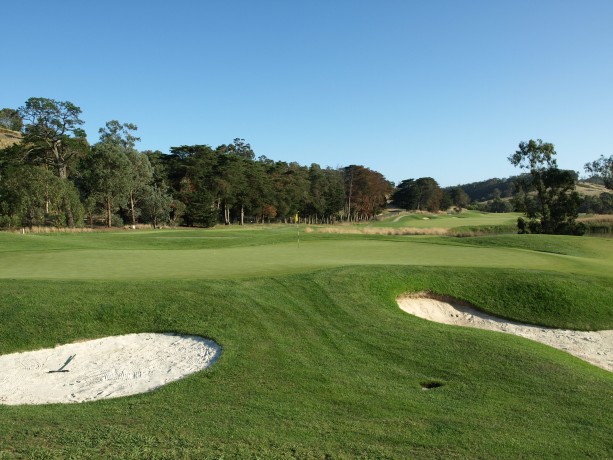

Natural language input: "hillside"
[576,181,609,196]
[450,174,609,203]
[0,127,22,149]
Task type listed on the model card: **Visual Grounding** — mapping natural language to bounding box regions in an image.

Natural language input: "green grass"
[2,227,612,281]
[371,211,520,229]
[0,227,612,458]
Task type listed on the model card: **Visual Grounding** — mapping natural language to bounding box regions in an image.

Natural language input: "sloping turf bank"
[1,266,611,459]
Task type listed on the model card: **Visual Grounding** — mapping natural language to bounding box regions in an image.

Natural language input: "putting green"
[0,237,606,280]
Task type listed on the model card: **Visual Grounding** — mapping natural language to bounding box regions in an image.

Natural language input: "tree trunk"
[65,203,75,227]
[130,193,136,226]
[107,198,112,227]
[224,203,230,225]
[240,204,244,225]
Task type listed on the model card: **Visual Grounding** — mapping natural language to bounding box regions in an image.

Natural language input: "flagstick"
[296,218,300,248]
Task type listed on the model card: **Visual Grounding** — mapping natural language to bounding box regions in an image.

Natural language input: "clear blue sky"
[3,0,612,186]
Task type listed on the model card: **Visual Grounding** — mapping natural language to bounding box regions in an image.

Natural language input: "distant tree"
[18,97,88,179]
[0,165,82,228]
[392,179,419,210]
[94,121,157,227]
[169,199,186,226]
[17,98,89,226]
[143,149,169,187]
[261,204,278,223]
[226,138,255,160]
[440,191,453,211]
[448,186,470,211]
[343,165,391,220]
[184,187,218,227]
[585,155,613,190]
[141,184,173,228]
[486,197,513,213]
[416,177,443,212]
[98,120,140,148]
[509,139,583,235]
[79,125,133,227]
[0,108,23,131]
[392,177,442,212]
[305,164,344,223]
[579,193,613,214]
[125,150,154,226]
[452,176,518,202]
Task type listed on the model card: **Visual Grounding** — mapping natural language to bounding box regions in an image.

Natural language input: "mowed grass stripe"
[0,238,601,280]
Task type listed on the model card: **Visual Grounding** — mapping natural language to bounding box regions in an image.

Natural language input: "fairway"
[1,227,612,458]
[370,211,520,229]
[1,228,612,280]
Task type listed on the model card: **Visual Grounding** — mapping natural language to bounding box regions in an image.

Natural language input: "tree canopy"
[585,155,613,190]
[509,139,583,235]
[2,97,609,231]
[392,177,443,212]
[0,108,23,131]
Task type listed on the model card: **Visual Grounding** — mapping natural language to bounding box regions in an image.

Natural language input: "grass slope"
[0,229,612,458]
[0,127,21,149]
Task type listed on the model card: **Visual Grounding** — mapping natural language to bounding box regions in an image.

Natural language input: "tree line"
[1,99,611,234]
[388,139,613,235]
[0,98,392,229]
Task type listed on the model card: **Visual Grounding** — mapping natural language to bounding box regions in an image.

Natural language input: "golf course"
[1,213,612,458]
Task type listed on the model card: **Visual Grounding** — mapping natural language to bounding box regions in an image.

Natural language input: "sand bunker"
[397,294,612,372]
[0,333,220,405]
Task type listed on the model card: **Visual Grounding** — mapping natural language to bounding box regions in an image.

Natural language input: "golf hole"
[420,380,444,390]
[0,333,221,405]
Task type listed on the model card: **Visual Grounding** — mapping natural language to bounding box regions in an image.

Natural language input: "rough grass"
[576,181,610,196]
[0,127,21,149]
[579,214,613,235]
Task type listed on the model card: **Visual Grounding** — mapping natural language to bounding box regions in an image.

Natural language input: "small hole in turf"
[420,380,444,390]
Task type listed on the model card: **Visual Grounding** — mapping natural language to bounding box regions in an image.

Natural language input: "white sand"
[0,333,221,405]
[397,294,612,372]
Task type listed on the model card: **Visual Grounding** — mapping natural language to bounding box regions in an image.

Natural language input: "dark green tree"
[392,179,419,210]
[509,139,583,234]
[585,155,613,190]
[448,186,470,211]
[392,177,442,212]
[18,97,88,179]
[184,187,218,227]
[416,177,443,212]
[79,130,132,227]
[0,108,23,131]
[0,165,82,228]
[226,138,255,160]
[141,184,173,228]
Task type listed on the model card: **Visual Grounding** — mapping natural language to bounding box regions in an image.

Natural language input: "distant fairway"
[370,210,520,229]
[0,225,612,458]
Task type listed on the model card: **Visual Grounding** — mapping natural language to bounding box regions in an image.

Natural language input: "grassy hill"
[451,174,609,203]
[0,127,22,149]
[576,180,609,196]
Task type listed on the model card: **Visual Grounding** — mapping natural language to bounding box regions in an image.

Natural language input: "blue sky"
[3,0,612,186]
